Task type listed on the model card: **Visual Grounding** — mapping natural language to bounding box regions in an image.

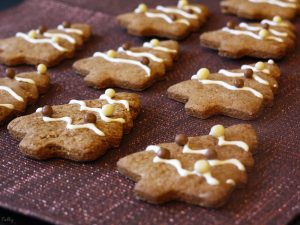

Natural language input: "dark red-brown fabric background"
[0,0,299,224]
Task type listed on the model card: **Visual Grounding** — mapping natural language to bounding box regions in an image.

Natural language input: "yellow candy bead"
[107,50,117,58]
[37,64,47,75]
[28,30,37,39]
[197,68,210,80]
[52,36,60,43]
[136,3,148,13]
[105,88,116,98]
[259,29,269,39]
[178,0,189,7]
[150,39,160,47]
[194,160,210,174]
[102,104,114,117]
[209,125,225,137]
[255,61,265,70]
[273,16,282,24]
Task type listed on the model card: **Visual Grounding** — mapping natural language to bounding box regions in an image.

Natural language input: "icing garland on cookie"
[93,51,151,77]
[57,25,84,35]
[248,0,297,8]
[261,16,289,27]
[145,124,250,185]
[134,4,190,26]
[117,47,164,63]
[0,104,14,109]
[218,60,277,87]
[222,27,284,42]
[0,86,24,102]
[16,32,68,52]
[191,69,264,99]
[177,0,202,13]
[69,100,125,123]
[156,5,199,19]
[43,32,76,44]
[36,107,105,136]
[146,145,245,185]
[143,39,177,53]
[239,22,288,37]
[99,89,130,111]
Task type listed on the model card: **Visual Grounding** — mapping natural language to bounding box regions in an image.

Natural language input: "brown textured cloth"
[0,0,299,224]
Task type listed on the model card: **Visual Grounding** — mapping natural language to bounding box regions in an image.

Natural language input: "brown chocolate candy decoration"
[175,134,188,146]
[234,79,244,88]
[204,149,218,159]
[5,68,15,79]
[122,43,131,50]
[38,25,47,34]
[244,69,253,78]
[186,9,194,14]
[170,14,177,21]
[140,57,150,65]
[157,148,170,159]
[62,21,71,28]
[262,23,269,30]
[226,21,236,29]
[84,113,97,124]
[42,105,53,117]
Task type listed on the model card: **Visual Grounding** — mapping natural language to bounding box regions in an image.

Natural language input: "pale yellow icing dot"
[102,104,114,117]
[194,160,210,174]
[273,16,283,24]
[210,125,225,137]
[28,30,37,39]
[52,36,60,43]
[107,50,117,58]
[37,64,47,75]
[197,68,210,80]
[105,88,116,98]
[255,61,265,70]
[259,29,269,39]
[150,39,160,47]
[178,0,189,7]
[136,3,148,13]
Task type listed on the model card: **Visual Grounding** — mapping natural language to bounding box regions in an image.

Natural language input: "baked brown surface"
[0,0,299,225]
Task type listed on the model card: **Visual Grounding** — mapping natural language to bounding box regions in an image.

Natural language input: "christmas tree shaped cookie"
[0,22,91,67]
[117,0,209,40]
[8,89,141,161]
[221,0,299,20]
[117,124,257,208]
[200,17,295,59]
[0,65,50,124]
[167,60,280,120]
[73,39,179,91]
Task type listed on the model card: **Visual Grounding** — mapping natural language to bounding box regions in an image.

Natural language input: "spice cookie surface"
[200,17,295,59]
[221,0,300,20]
[117,124,257,208]
[117,0,209,40]
[0,22,91,67]
[0,65,50,125]
[8,89,140,162]
[167,60,280,120]
[73,39,179,91]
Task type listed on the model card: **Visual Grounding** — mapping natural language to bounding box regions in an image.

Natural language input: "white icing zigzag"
[248,0,297,8]
[93,52,151,77]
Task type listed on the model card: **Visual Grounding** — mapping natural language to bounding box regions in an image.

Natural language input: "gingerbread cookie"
[117,0,209,40]
[221,0,299,20]
[117,124,257,207]
[73,39,180,91]
[8,89,140,161]
[0,22,91,67]
[200,17,295,59]
[0,65,50,124]
[200,17,296,59]
[167,60,280,120]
